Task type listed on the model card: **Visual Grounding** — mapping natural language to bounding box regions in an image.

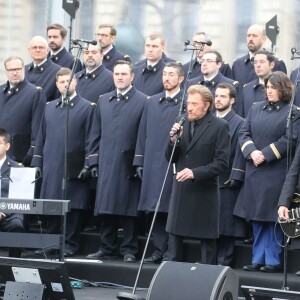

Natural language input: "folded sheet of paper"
[8,167,36,199]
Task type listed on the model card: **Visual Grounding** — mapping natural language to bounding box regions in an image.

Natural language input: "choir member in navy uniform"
[0,128,25,258]
[0,56,46,166]
[133,32,166,96]
[189,50,240,113]
[232,24,286,88]
[75,43,114,102]
[234,71,300,272]
[133,62,185,264]
[25,36,61,101]
[134,52,175,67]
[242,50,274,117]
[290,67,300,106]
[47,23,82,73]
[31,68,95,257]
[165,85,230,264]
[86,60,147,262]
[183,32,232,80]
[214,83,245,266]
[95,23,131,71]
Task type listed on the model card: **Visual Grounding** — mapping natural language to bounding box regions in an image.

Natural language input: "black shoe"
[243,237,254,244]
[124,253,136,262]
[243,264,264,271]
[86,250,117,260]
[144,255,162,264]
[35,248,58,256]
[64,250,75,257]
[260,265,282,273]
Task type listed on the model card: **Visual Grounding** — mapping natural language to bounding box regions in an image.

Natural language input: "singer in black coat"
[0,157,25,257]
[102,46,131,71]
[165,106,230,263]
[25,58,61,101]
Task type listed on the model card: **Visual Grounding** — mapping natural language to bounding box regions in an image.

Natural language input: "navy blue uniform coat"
[134,91,184,212]
[87,87,147,216]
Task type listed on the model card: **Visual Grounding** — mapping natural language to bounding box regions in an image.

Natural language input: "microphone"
[185,40,190,46]
[291,48,297,60]
[71,39,97,45]
[170,116,185,137]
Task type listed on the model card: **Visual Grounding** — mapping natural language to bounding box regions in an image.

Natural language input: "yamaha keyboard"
[0,198,70,215]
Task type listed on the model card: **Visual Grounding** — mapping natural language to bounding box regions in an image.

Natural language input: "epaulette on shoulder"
[176,60,182,64]
[278,58,284,62]
[124,54,130,59]
[46,101,51,105]
[18,162,23,166]
[223,61,229,65]
[90,102,96,106]
[233,81,239,86]
[243,83,248,88]
[147,96,151,100]
[36,86,43,90]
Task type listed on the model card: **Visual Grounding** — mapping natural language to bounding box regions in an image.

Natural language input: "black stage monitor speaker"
[147,261,239,300]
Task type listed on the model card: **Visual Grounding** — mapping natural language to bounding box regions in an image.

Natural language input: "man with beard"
[47,23,82,72]
[214,83,245,266]
[133,62,185,264]
[86,61,147,262]
[232,24,286,87]
[25,36,61,101]
[133,32,166,96]
[164,85,230,264]
[0,56,46,166]
[183,32,232,80]
[95,23,131,71]
[75,43,114,102]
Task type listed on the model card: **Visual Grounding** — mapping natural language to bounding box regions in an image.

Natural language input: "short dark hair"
[98,24,117,36]
[56,68,72,81]
[113,60,134,74]
[203,50,222,64]
[4,56,24,68]
[216,83,237,99]
[47,24,68,38]
[0,128,10,143]
[264,71,293,103]
[164,62,184,78]
[255,50,275,63]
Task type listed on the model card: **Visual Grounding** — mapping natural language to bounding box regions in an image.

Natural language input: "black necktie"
[147,65,154,72]
[191,120,199,138]
[165,97,173,103]
[204,80,211,87]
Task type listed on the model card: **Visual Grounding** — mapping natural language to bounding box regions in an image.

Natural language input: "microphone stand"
[59,40,86,261]
[281,48,300,289]
[116,42,195,300]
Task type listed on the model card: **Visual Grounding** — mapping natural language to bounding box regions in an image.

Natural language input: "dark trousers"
[99,214,138,256]
[217,235,235,266]
[46,209,84,253]
[148,212,168,258]
[166,233,217,265]
[1,217,25,257]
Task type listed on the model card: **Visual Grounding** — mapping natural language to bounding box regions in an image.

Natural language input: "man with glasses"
[189,50,240,112]
[47,23,82,72]
[25,36,61,102]
[0,56,46,166]
[242,50,275,117]
[75,43,114,103]
[95,23,131,71]
[183,32,232,80]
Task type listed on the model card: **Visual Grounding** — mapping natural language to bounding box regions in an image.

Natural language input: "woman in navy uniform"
[234,71,299,272]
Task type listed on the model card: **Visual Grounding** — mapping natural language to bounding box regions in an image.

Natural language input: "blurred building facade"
[0,0,300,81]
